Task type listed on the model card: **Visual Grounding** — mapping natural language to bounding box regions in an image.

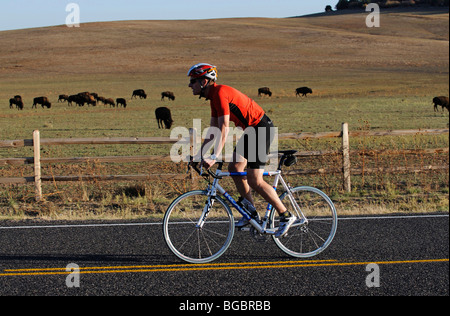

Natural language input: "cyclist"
[187,63,296,238]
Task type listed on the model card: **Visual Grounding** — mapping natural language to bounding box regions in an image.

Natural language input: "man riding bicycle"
[187,63,296,238]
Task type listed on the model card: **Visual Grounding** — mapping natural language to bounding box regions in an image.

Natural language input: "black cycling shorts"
[234,114,275,169]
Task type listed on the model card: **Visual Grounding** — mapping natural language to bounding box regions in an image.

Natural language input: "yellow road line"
[3,259,337,272]
[0,259,447,277]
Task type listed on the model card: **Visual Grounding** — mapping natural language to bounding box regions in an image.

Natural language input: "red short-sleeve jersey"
[207,83,265,129]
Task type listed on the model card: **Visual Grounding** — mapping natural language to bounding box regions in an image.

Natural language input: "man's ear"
[200,78,210,89]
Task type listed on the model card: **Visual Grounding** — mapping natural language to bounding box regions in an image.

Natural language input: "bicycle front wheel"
[271,186,337,258]
[163,190,235,264]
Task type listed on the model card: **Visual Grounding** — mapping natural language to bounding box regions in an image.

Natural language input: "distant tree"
[325,5,334,11]
[334,0,448,10]
[335,0,372,10]
[335,0,349,10]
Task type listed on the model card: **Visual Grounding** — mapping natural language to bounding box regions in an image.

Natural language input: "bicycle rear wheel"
[163,190,235,263]
[270,186,337,258]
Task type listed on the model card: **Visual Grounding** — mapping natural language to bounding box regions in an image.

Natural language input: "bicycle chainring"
[250,226,267,242]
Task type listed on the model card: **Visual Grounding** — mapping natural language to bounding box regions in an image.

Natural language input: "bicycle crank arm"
[291,218,307,228]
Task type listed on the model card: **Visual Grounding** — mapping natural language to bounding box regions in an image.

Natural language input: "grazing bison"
[161,91,175,101]
[116,98,127,108]
[433,96,449,112]
[58,95,69,102]
[258,87,272,97]
[32,97,51,109]
[68,93,96,106]
[79,93,96,106]
[155,107,173,129]
[76,92,96,106]
[296,87,313,97]
[96,96,106,105]
[104,98,116,107]
[9,96,23,110]
[132,89,147,99]
[68,95,82,106]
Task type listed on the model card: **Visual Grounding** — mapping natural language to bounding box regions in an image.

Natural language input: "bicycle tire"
[163,190,235,263]
[270,186,337,258]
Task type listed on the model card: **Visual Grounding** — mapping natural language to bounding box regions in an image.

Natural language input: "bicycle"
[163,150,338,264]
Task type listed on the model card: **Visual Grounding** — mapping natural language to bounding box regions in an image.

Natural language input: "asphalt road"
[0,214,448,298]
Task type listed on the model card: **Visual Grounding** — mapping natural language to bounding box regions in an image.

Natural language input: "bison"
[258,87,272,97]
[68,95,82,106]
[58,95,69,102]
[81,93,97,106]
[155,107,173,129]
[93,96,105,105]
[116,98,127,108]
[132,89,147,99]
[9,96,23,110]
[295,87,312,97]
[104,98,116,107]
[76,92,96,106]
[32,97,51,109]
[68,93,96,107]
[296,87,313,97]
[161,91,175,101]
[433,96,449,112]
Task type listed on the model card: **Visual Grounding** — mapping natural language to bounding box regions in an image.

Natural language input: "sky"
[0,0,336,31]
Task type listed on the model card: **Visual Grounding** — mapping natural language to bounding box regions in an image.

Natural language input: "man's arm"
[201,115,230,169]
[195,116,218,160]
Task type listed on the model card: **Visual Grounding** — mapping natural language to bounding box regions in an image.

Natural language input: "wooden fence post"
[33,130,43,202]
[342,123,351,192]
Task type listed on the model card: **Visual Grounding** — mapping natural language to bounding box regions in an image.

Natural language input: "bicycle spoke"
[163,191,234,263]
[272,186,337,258]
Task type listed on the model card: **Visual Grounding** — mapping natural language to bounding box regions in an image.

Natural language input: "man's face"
[189,78,206,96]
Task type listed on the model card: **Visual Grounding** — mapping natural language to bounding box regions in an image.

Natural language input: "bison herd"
[8,89,177,111]
[7,87,448,131]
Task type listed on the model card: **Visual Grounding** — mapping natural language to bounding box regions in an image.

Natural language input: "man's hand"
[202,157,216,170]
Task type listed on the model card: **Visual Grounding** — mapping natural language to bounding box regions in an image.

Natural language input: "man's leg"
[247,168,296,238]
[228,154,254,205]
[246,168,287,215]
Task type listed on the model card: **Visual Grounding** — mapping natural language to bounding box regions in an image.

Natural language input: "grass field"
[0,7,448,219]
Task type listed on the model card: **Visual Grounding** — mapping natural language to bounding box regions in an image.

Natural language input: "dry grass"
[0,7,448,219]
[0,9,448,85]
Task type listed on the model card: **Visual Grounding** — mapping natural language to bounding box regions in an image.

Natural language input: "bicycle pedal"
[237,226,251,232]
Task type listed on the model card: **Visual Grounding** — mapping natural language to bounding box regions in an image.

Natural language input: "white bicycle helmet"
[187,63,218,81]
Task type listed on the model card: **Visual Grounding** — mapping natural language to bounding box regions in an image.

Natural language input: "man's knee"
[228,163,238,173]
[228,162,245,173]
[247,176,263,189]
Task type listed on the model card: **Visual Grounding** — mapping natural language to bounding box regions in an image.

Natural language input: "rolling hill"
[0,7,448,82]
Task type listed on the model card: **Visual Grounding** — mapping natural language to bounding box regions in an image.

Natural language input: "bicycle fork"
[196,196,215,229]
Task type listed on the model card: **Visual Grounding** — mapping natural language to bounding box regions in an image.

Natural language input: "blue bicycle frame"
[206,167,285,235]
